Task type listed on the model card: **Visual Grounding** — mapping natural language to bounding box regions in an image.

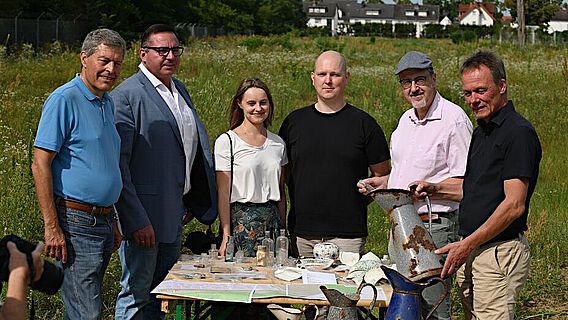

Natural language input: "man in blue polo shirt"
[31,28,126,320]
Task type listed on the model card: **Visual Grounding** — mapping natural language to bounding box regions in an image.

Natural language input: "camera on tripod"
[0,234,64,295]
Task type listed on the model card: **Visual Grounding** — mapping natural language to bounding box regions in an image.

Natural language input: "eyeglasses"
[399,76,428,89]
[143,46,184,57]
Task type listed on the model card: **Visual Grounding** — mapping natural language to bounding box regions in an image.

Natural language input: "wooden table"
[156,255,392,320]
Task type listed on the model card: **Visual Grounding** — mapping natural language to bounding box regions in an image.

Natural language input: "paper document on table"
[251,284,288,299]
[360,285,387,302]
[152,279,259,303]
[302,270,337,284]
[286,284,362,300]
[287,284,327,300]
[179,264,198,270]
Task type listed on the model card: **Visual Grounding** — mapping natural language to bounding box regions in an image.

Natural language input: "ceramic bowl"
[313,242,340,260]
[297,258,334,270]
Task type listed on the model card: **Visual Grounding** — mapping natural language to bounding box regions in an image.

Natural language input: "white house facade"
[459,3,496,27]
[547,5,568,33]
[303,0,440,37]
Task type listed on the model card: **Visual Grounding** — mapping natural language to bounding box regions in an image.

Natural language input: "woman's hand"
[219,237,228,256]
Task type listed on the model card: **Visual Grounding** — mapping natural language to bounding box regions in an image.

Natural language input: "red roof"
[459,2,496,22]
[501,15,513,23]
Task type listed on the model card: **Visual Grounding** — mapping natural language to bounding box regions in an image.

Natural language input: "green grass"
[1,36,567,319]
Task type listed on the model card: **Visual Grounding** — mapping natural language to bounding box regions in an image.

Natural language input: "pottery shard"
[402,226,437,253]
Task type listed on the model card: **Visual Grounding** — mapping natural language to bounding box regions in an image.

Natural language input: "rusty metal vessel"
[370,189,443,282]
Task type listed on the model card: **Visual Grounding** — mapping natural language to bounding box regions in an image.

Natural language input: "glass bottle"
[261,230,274,267]
[208,243,218,260]
[256,245,267,266]
[225,235,235,262]
[275,229,289,266]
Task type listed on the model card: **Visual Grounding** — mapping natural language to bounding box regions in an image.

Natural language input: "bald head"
[311,50,350,110]
[314,51,347,74]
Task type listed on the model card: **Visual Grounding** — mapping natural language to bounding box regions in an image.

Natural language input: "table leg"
[176,301,183,320]
[378,306,386,320]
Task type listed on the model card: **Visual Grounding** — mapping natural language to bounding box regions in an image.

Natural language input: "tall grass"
[1,36,566,319]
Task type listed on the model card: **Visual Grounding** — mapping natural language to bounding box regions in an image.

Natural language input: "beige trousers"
[456,234,530,320]
[294,235,366,258]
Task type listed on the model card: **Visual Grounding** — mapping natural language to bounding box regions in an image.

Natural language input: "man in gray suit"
[112,24,217,319]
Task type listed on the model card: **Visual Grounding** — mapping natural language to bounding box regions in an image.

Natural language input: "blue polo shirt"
[34,75,122,206]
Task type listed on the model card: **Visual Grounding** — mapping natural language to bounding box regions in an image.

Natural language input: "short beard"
[412,98,428,110]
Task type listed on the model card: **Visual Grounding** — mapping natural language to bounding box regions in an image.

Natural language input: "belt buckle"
[91,205,98,215]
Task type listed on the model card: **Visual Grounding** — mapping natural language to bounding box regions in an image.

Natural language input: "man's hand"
[409,180,436,199]
[182,211,194,226]
[44,226,67,263]
[133,225,155,248]
[435,238,476,278]
[409,178,463,202]
[112,219,122,252]
[357,176,388,195]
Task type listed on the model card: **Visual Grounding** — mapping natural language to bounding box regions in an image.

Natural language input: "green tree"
[255,0,305,35]
[423,0,459,20]
[504,0,561,26]
[189,0,254,32]
[2,0,306,37]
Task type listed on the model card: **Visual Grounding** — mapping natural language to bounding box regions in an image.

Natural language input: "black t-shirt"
[460,102,541,243]
[278,104,390,237]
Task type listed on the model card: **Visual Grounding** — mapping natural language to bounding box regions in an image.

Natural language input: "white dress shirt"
[139,63,198,194]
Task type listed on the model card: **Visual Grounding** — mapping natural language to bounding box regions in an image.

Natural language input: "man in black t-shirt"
[278,51,390,257]
[412,50,541,319]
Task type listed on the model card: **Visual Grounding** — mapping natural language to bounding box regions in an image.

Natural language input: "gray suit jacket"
[112,70,217,243]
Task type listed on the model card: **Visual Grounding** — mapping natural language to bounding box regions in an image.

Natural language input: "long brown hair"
[229,78,274,130]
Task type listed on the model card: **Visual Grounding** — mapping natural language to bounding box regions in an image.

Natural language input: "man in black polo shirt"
[412,50,541,319]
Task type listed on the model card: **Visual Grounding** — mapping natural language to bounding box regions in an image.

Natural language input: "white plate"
[339,251,360,266]
[363,267,387,285]
[297,258,334,270]
[274,267,303,281]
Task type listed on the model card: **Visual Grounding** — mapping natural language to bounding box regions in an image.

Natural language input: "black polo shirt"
[459,101,541,243]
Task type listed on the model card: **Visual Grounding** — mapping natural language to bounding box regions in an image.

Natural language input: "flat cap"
[395,51,433,75]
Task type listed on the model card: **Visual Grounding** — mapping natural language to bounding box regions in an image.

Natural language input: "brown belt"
[419,213,440,222]
[418,210,458,222]
[56,198,114,216]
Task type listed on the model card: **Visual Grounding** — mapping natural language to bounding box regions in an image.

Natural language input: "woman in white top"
[215,78,288,257]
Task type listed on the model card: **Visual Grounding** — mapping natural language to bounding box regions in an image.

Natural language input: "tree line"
[0,0,562,42]
[0,0,306,40]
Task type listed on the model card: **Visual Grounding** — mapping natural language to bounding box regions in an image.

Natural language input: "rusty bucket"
[371,189,443,282]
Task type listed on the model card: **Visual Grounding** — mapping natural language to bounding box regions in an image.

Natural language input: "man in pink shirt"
[360,51,472,319]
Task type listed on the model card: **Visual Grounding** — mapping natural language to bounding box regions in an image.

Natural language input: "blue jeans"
[115,228,181,320]
[56,207,114,320]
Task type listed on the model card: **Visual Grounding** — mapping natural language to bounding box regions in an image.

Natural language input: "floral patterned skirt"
[230,201,280,257]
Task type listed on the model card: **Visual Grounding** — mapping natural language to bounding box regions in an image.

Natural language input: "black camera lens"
[31,260,64,295]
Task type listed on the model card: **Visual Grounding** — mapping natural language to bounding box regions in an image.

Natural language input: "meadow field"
[0,36,567,319]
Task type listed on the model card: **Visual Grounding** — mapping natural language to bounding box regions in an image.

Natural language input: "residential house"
[458,2,496,26]
[547,4,568,33]
[303,0,439,37]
